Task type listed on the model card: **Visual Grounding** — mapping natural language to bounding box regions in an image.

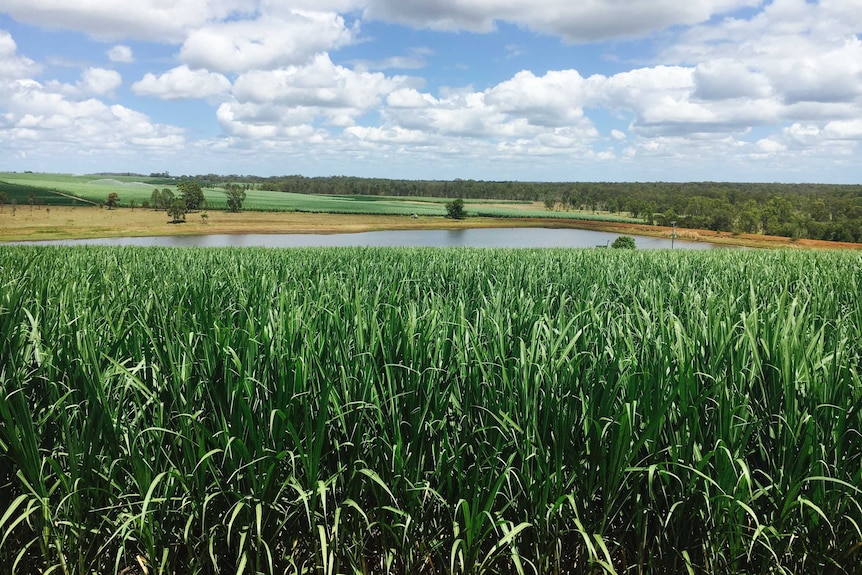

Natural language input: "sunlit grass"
[0,247,860,574]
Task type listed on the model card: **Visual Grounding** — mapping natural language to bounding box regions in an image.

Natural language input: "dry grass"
[1,205,860,249]
[0,206,477,241]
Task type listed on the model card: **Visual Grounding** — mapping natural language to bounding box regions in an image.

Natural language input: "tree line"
[142,179,246,222]
[180,175,862,243]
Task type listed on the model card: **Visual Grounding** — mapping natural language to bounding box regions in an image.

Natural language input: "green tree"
[611,235,636,249]
[150,188,163,210]
[160,188,175,209]
[168,198,187,223]
[445,198,466,220]
[0,191,7,213]
[106,192,119,210]
[225,183,247,213]
[810,199,829,222]
[177,178,205,211]
[736,209,760,234]
[544,196,557,211]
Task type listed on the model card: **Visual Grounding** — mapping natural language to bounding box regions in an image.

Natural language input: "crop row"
[0,247,860,574]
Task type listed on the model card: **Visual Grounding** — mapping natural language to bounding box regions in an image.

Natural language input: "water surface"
[20,227,718,249]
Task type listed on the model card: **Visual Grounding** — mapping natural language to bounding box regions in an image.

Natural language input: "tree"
[225,183,247,213]
[0,191,7,213]
[160,188,175,209]
[168,199,187,223]
[445,198,466,220]
[150,188,163,210]
[106,192,119,210]
[544,196,557,211]
[177,178,205,211]
[611,235,636,249]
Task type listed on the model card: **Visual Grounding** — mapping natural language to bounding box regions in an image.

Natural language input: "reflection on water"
[17,228,721,250]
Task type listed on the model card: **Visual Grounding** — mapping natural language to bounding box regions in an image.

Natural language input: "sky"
[1,0,862,182]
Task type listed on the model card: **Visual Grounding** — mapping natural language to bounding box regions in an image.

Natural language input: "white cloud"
[216,54,418,138]
[693,60,771,101]
[3,0,862,180]
[0,0,250,42]
[0,78,184,154]
[823,119,862,140]
[133,66,231,100]
[485,70,589,128]
[78,68,122,96]
[666,1,862,109]
[231,54,413,116]
[0,30,40,79]
[755,138,787,153]
[344,125,431,144]
[379,69,601,148]
[772,37,862,105]
[258,0,364,13]
[179,11,354,73]
[107,45,134,63]
[44,67,123,98]
[216,101,319,139]
[363,0,761,41]
[351,54,428,72]
[386,88,435,108]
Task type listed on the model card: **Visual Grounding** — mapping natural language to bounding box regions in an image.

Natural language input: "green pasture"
[0,247,859,574]
[0,180,91,207]
[0,172,641,222]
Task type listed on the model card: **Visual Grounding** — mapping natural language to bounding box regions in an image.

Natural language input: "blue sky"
[1,0,862,182]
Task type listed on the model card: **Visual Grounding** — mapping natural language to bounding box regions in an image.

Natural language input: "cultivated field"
[0,247,859,574]
[0,172,637,223]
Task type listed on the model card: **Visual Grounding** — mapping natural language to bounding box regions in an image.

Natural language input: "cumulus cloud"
[132,66,231,100]
[216,54,417,138]
[351,54,428,72]
[179,11,354,73]
[3,0,862,179]
[485,70,590,127]
[693,60,771,101]
[107,45,134,63]
[216,101,320,139]
[43,67,123,98]
[667,1,862,107]
[78,68,123,96]
[376,69,602,151]
[0,30,40,79]
[823,119,862,140]
[0,78,184,153]
[773,38,862,105]
[0,0,249,42]
[232,54,413,113]
[363,0,761,42]
[756,138,787,153]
